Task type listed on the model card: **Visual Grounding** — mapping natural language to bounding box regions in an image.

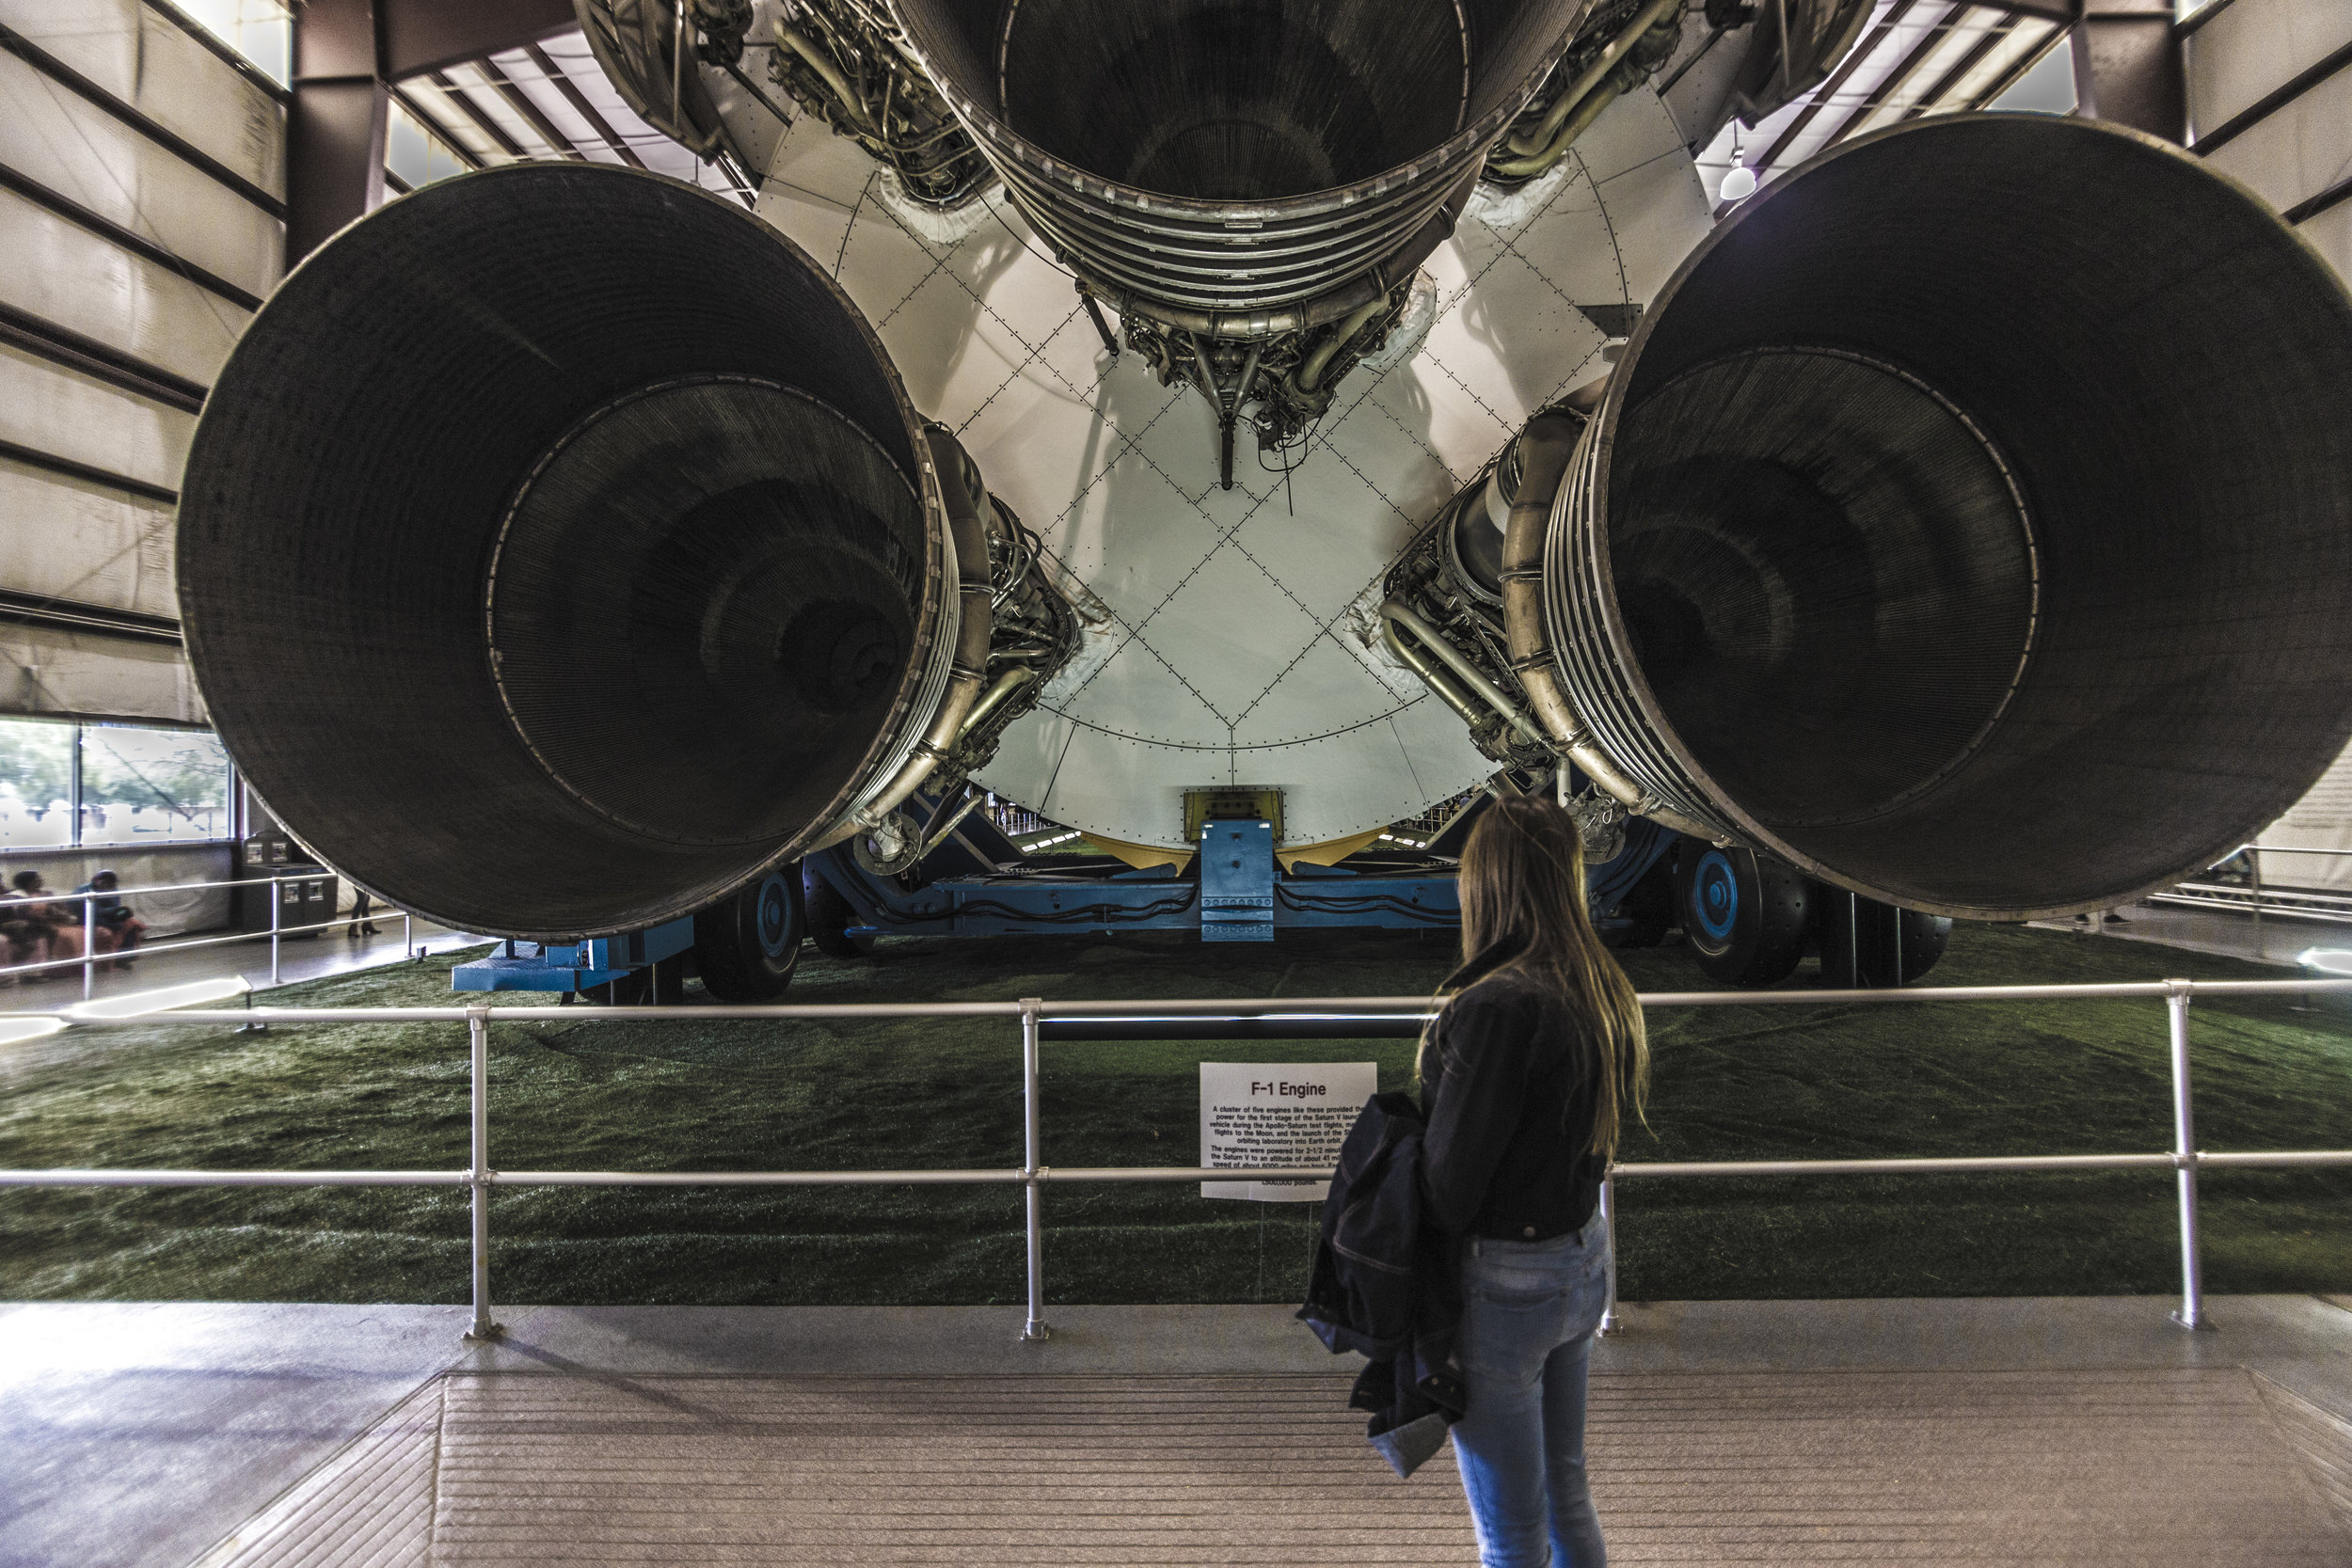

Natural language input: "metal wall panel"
[0,186,247,386]
[2202,64,2352,214]
[0,344,195,496]
[2297,192,2352,285]
[0,51,282,301]
[2186,0,2352,139]
[0,621,203,722]
[0,0,286,198]
[0,458,177,619]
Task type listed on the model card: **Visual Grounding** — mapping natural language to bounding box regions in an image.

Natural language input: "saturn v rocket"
[171,0,2352,986]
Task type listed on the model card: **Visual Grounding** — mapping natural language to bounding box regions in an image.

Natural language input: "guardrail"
[2151,843,2352,931]
[5,977,2350,1344]
[0,870,419,999]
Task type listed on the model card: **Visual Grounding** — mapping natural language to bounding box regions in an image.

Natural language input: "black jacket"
[1421,962,1607,1241]
[1297,1091,1465,1478]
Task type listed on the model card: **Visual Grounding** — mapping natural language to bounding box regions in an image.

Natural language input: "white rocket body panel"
[755,87,1713,852]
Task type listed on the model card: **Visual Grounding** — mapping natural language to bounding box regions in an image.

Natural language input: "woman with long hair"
[1421,792,1648,1567]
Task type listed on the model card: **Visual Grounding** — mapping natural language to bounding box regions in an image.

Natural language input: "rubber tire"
[693,868,804,1002]
[1675,840,1811,987]
[803,869,877,958]
[1613,856,1676,948]
[1815,888,1955,986]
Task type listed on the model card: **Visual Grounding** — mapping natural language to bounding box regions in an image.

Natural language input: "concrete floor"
[2026,899,2342,971]
[0,919,485,1013]
[6,1294,2346,1568]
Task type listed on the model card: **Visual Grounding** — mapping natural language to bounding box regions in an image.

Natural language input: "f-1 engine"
[1383,114,2352,979]
[176,165,1077,948]
[885,0,1599,478]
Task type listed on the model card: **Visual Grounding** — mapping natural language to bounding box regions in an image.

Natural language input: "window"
[0,719,236,850]
[387,98,474,193]
[0,721,77,849]
[167,0,294,87]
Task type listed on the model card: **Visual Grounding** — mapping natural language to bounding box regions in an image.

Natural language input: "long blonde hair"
[1420,794,1649,1160]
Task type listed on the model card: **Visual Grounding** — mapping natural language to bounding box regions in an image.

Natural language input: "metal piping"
[1502,0,1682,159]
[1299,294,1392,394]
[1380,598,1549,751]
[1380,610,1502,736]
[1496,412,1721,842]
[776,24,874,131]
[958,664,1037,740]
[1486,76,1628,181]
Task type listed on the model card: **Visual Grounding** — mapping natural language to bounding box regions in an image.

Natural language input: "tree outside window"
[0,719,235,849]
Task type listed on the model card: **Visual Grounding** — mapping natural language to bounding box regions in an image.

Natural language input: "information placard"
[1199,1061,1378,1202]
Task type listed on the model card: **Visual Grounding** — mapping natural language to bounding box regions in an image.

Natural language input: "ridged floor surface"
[198,1369,2350,1566]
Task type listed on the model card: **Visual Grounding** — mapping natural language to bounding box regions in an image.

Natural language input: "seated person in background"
[75,870,142,971]
[0,871,52,982]
[3,870,76,979]
[12,869,120,968]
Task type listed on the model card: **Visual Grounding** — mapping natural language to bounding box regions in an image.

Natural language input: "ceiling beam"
[288,0,388,262]
[424,71,531,159]
[2070,0,2184,142]
[523,40,648,169]
[381,0,576,80]
[471,56,589,160]
[1804,2,1967,154]
[389,81,485,168]
[1903,7,2025,118]
[1751,0,1927,177]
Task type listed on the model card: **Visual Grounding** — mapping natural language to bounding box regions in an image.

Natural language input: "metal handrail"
[0,869,421,999]
[5,974,2351,1341]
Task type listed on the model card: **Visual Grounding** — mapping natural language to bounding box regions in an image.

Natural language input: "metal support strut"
[1020,997,1052,1341]
[1597,1172,1619,1337]
[1080,290,1120,359]
[465,1004,504,1342]
[2166,984,2209,1330]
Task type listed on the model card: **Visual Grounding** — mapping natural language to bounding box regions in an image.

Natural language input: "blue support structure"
[1199,819,1276,942]
[452,916,697,993]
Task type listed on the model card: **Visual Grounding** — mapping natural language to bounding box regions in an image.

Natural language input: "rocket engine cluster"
[171,0,2352,969]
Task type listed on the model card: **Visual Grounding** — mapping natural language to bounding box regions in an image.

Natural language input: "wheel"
[1675,840,1810,987]
[803,868,876,958]
[1817,887,1952,986]
[1612,856,1675,948]
[693,867,804,1002]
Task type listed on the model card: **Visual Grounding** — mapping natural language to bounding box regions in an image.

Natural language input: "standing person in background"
[1418,794,1649,1568]
[74,871,143,970]
[346,884,378,939]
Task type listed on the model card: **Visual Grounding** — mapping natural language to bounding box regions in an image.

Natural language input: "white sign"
[1199,1061,1378,1202]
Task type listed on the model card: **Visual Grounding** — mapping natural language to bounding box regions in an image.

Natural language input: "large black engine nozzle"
[890,0,1597,322]
[177,166,959,939]
[1545,115,2352,921]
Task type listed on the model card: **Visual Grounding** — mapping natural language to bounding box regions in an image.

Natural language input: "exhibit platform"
[7,1295,2347,1567]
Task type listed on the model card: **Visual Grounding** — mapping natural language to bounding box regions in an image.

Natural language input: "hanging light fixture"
[1720,124,1759,202]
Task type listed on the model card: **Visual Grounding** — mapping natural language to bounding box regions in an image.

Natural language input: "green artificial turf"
[1,921,2346,1307]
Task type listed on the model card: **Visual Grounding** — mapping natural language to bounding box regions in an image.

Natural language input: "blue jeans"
[1450,1211,1612,1568]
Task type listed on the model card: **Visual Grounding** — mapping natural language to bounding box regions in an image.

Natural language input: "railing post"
[464,1004,503,1342]
[1597,1170,1619,1337]
[269,876,282,988]
[405,910,415,960]
[2165,982,2209,1330]
[2249,848,2264,956]
[81,893,96,1002]
[1020,996,1050,1342]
